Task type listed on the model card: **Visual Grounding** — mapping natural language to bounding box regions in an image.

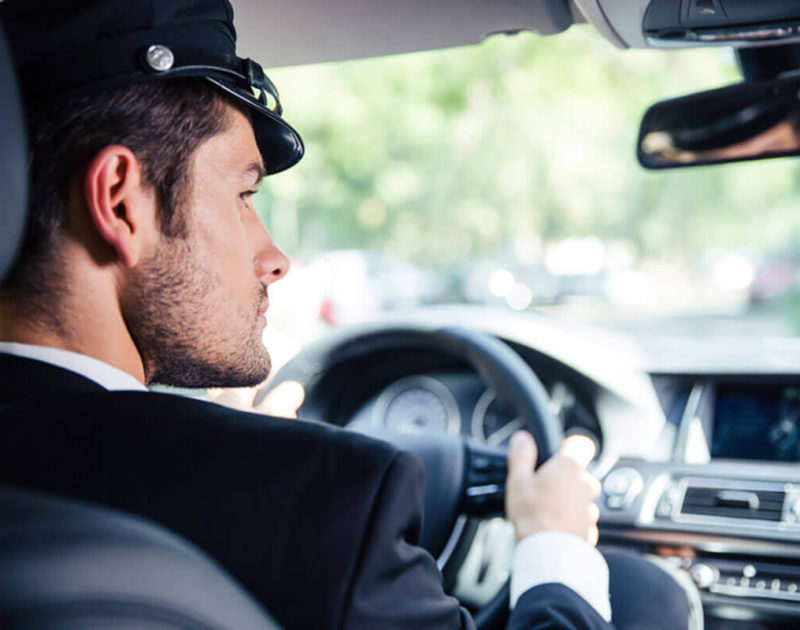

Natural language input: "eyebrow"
[244,161,267,186]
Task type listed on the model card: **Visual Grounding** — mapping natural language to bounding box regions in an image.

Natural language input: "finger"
[507,430,537,478]
[560,434,597,469]
[588,502,600,524]
[582,471,602,499]
[588,525,599,547]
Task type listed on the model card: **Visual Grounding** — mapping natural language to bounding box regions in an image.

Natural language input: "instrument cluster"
[350,372,600,447]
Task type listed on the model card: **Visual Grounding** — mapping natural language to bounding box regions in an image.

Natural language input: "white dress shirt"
[0,341,610,620]
[512,531,610,621]
[0,341,147,391]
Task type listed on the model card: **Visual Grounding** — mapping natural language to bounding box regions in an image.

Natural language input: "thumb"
[255,380,305,418]
[559,433,597,469]
[507,430,537,478]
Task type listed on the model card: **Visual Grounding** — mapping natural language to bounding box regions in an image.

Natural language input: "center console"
[599,376,800,625]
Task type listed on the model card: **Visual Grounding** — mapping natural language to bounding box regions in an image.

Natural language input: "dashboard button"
[688,0,725,21]
[605,472,632,495]
[602,468,644,510]
[606,495,625,509]
[656,496,674,517]
[471,456,491,473]
[789,498,800,522]
[689,563,718,589]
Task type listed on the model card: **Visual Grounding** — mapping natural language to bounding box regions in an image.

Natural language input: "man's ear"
[83,145,156,268]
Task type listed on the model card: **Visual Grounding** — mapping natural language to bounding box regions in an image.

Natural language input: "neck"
[0,262,146,386]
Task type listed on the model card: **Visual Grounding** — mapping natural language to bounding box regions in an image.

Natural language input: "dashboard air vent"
[680,485,786,522]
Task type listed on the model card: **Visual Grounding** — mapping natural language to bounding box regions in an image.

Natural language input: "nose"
[252,220,290,285]
[255,240,290,285]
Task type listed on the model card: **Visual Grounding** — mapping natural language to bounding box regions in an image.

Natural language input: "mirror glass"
[638,75,800,169]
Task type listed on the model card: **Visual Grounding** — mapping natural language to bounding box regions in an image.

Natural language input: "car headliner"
[232,0,799,73]
[231,0,666,69]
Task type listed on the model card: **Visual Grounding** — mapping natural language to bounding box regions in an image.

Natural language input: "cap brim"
[205,76,304,175]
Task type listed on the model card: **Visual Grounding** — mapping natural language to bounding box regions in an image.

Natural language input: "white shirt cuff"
[510,531,611,623]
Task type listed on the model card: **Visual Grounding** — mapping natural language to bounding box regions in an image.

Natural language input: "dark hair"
[1,78,237,299]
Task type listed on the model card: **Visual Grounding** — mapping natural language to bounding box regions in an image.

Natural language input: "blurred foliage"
[255,25,800,269]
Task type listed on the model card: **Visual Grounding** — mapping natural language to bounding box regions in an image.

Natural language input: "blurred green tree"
[255,26,800,271]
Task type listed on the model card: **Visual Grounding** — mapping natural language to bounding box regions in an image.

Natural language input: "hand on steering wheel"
[506,430,601,546]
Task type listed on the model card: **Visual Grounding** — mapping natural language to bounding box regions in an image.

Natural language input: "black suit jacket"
[0,354,612,630]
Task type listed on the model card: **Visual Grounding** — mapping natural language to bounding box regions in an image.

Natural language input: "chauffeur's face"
[125,105,290,388]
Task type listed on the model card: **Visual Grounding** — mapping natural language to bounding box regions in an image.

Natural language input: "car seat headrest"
[0,18,28,283]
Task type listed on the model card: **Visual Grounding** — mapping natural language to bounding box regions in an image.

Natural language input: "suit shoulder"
[161,391,399,458]
[10,388,400,469]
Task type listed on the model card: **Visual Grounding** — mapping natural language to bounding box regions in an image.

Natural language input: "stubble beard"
[124,236,271,389]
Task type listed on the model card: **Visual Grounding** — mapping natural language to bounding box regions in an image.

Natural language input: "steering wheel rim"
[259,324,564,628]
[429,326,562,464]
[396,326,563,629]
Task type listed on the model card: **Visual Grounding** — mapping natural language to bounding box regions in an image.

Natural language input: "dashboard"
[264,311,800,628]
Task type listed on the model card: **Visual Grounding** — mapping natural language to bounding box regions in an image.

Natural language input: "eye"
[238,190,258,206]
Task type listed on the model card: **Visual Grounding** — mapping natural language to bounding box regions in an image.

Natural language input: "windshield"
[254,26,800,370]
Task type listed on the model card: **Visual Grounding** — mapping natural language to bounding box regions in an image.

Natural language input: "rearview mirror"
[638,75,800,169]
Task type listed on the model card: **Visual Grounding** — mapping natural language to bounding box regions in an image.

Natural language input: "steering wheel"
[259,325,564,628]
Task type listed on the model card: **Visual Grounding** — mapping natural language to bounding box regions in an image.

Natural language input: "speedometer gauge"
[471,390,526,447]
[373,375,461,435]
[472,382,598,447]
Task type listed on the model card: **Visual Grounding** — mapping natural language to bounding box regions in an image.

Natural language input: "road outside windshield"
[252,27,800,373]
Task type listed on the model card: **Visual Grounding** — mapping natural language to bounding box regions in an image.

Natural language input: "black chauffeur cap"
[0,0,304,174]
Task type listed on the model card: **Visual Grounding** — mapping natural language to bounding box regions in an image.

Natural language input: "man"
[0,1,691,628]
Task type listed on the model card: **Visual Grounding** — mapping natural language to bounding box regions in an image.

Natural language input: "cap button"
[145,45,175,72]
